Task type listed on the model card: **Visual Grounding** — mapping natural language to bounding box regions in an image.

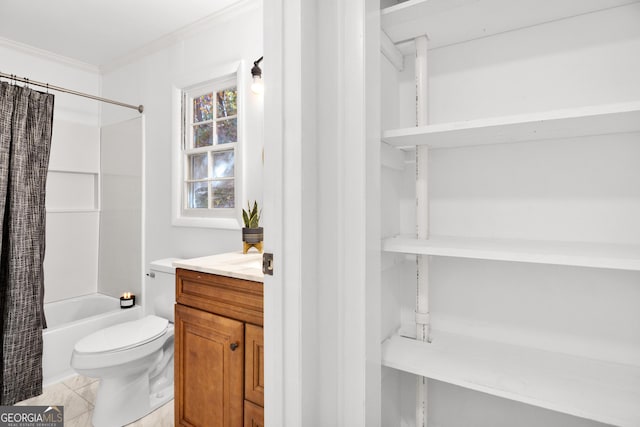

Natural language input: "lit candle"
[120,292,135,309]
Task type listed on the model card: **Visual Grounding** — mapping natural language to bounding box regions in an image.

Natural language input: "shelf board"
[381,0,638,47]
[46,209,99,214]
[382,235,640,271]
[382,332,640,426]
[382,102,640,149]
[48,169,99,175]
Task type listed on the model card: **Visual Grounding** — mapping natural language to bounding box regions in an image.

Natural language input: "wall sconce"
[251,56,264,94]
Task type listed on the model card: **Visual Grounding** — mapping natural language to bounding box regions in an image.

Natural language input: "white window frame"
[171,61,245,229]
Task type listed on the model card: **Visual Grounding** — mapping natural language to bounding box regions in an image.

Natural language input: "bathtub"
[43,293,141,386]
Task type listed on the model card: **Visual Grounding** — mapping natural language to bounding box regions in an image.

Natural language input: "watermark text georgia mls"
[0,406,63,427]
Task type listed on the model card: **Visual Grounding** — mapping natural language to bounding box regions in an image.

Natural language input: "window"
[182,77,238,217]
[172,62,245,229]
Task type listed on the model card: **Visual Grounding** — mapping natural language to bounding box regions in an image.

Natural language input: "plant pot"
[242,227,264,253]
[242,227,263,243]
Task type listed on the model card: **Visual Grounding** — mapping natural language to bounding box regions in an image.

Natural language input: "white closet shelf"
[46,209,99,213]
[48,169,99,175]
[382,101,640,149]
[382,332,640,426]
[381,0,638,47]
[382,235,640,271]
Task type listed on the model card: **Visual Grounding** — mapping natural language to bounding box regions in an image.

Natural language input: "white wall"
[381,3,640,426]
[100,1,264,270]
[0,40,102,304]
[381,43,418,427]
[98,118,143,299]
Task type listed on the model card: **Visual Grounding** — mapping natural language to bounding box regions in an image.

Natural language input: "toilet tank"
[146,258,181,322]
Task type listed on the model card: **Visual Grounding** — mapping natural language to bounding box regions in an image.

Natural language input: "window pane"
[211,180,234,208]
[216,118,237,144]
[216,87,237,118]
[189,154,208,180]
[193,93,213,122]
[213,151,234,178]
[193,123,213,148]
[187,182,208,209]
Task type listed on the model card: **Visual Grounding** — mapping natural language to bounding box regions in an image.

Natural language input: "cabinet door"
[244,324,264,406]
[244,400,264,427]
[175,304,244,427]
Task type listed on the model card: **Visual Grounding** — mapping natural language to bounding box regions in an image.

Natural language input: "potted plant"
[242,200,263,253]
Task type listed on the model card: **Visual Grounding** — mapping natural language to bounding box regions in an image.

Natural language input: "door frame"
[262,0,381,425]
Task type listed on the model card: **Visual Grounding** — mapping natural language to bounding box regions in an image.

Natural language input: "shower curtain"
[0,81,54,404]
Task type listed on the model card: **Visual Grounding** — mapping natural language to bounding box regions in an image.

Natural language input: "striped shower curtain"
[0,81,54,404]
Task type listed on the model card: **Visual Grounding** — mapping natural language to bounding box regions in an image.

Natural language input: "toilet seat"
[71,316,173,372]
[75,315,168,354]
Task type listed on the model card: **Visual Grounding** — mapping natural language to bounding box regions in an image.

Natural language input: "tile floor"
[16,375,174,426]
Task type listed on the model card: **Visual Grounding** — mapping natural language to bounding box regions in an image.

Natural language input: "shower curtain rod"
[0,71,144,113]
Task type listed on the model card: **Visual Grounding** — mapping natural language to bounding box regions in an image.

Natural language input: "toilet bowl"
[70,259,179,427]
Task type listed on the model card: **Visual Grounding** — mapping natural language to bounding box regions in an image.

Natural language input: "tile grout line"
[70,386,96,407]
[59,382,94,424]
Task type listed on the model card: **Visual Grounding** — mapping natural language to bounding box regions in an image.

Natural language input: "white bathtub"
[43,293,141,386]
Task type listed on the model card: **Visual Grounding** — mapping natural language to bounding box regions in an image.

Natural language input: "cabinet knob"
[230,342,239,351]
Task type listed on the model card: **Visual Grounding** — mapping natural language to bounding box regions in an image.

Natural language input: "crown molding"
[0,36,99,74]
[100,0,260,74]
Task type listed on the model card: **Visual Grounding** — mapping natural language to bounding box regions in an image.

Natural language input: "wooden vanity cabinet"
[243,400,264,427]
[244,324,264,407]
[175,268,264,427]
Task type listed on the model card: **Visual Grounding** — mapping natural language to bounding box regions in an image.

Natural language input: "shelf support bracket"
[415,34,430,427]
[381,30,404,72]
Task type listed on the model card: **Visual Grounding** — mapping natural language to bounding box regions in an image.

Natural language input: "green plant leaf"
[242,209,250,228]
[243,200,261,228]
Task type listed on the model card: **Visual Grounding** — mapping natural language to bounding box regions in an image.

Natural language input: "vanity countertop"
[173,252,264,283]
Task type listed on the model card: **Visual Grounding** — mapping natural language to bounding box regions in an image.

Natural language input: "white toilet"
[71,259,179,427]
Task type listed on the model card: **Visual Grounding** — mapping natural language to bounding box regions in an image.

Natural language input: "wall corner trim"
[0,36,100,74]
[99,0,261,75]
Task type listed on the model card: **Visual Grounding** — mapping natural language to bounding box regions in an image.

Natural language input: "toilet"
[71,259,179,427]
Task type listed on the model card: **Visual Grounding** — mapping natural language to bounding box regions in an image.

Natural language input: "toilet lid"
[74,315,169,354]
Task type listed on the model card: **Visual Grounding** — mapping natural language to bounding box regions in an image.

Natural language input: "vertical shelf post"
[415,35,430,427]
